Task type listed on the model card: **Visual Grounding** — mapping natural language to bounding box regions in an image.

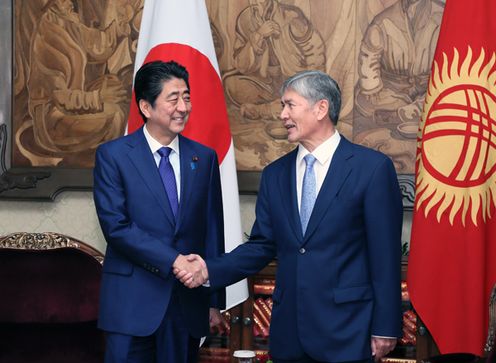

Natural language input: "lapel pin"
[190,156,199,170]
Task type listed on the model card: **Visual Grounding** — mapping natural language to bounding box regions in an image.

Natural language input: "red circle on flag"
[128,43,231,163]
[422,84,496,187]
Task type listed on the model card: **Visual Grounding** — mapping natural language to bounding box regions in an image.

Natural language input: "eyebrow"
[166,90,190,98]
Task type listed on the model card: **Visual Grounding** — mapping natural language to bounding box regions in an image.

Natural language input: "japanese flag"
[128,0,248,309]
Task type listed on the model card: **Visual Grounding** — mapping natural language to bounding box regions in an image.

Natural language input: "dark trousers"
[273,353,373,363]
[104,294,200,363]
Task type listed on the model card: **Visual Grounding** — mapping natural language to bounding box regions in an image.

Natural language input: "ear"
[139,99,152,119]
[315,99,329,121]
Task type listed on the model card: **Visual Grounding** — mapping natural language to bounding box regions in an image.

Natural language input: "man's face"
[141,77,191,139]
[280,89,322,147]
[250,0,269,7]
[250,0,270,13]
[54,0,75,12]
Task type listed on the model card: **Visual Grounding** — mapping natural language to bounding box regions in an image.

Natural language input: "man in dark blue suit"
[177,70,403,363]
[93,60,226,363]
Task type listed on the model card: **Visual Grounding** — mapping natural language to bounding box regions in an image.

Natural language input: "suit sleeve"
[93,144,179,280]
[364,157,403,338]
[205,152,226,309]
[208,168,277,289]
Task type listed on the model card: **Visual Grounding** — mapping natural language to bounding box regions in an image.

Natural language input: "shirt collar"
[143,124,180,156]
[297,131,341,165]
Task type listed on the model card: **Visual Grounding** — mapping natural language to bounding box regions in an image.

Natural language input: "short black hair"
[134,60,190,122]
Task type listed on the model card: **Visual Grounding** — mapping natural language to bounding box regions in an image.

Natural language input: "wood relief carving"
[207,0,444,173]
[354,0,444,174]
[14,0,143,168]
[207,0,330,170]
[11,0,444,176]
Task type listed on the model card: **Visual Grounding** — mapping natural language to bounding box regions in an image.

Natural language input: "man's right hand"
[172,254,208,288]
[257,20,281,39]
[100,77,127,104]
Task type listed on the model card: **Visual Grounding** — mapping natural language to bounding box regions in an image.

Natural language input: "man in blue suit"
[93,60,226,363]
[178,70,403,363]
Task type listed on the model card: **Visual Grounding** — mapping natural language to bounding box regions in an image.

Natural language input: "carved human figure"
[223,0,326,122]
[25,0,132,162]
[356,0,443,123]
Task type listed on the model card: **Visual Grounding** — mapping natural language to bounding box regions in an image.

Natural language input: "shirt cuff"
[371,335,397,339]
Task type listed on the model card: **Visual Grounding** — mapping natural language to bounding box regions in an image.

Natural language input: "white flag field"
[128,0,248,309]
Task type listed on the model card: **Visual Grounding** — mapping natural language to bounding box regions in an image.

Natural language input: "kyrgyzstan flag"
[128,0,248,309]
[408,0,496,355]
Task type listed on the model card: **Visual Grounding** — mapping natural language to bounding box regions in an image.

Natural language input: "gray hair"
[280,70,341,125]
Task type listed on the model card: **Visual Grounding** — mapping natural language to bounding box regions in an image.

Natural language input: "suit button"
[299,248,306,254]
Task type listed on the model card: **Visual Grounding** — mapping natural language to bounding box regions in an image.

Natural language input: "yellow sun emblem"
[416,47,496,226]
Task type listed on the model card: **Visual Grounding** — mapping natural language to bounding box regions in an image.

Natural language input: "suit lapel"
[278,148,303,241]
[176,135,197,232]
[302,137,353,243]
[127,128,176,226]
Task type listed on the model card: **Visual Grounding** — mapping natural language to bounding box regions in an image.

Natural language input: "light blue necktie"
[300,154,317,234]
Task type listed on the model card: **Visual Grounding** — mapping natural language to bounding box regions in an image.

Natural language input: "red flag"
[129,0,248,309]
[408,0,496,355]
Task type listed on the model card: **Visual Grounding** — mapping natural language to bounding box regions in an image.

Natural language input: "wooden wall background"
[13,0,444,174]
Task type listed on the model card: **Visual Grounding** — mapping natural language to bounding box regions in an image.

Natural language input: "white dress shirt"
[143,125,181,202]
[296,131,341,211]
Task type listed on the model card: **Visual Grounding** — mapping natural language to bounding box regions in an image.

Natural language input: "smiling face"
[280,89,334,151]
[139,77,191,145]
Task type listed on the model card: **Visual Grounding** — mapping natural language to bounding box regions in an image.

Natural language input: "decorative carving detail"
[398,175,415,210]
[485,283,496,354]
[0,232,78,249]
[0,170,51,193]
[0,232,104,264]
[1,121,45,196]
[0,123,6,173]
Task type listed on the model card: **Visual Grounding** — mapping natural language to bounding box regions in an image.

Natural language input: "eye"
[281,102,294,110]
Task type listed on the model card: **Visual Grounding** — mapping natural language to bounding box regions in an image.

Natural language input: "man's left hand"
[209,308,230,335]
[371,337,396,362]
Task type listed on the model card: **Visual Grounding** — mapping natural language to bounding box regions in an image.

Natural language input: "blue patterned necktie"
[300,154,317,234]
[157,147,178,217]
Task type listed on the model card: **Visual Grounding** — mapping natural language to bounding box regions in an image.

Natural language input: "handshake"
[172,254,209,288]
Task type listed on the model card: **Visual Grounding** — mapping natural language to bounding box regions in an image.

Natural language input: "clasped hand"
[172,254,208,288]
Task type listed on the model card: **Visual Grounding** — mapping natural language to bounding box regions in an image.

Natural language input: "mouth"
[172,117,186,123]
[285,123,296,130]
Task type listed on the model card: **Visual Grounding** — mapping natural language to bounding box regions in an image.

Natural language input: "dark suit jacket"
[208,137,403,361]
[93,128,225,338]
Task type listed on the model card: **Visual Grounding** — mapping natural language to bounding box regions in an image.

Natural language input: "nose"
[177,97,189,112]
[280,105,288,120]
